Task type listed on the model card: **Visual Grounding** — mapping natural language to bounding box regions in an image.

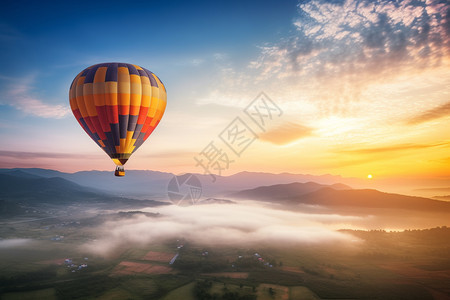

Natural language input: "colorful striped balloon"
[69,63,167,176]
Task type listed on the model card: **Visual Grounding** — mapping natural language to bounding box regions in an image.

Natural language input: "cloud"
[141,150,197,160]
[83,203,361,256]
[0,239,33,249]
[407,101,450,124]
[246,0,450,114]
[296,0,448,75]
[190,58,204,66]
[0,76,70,119]
[0,150,100,160]
[259,122,313,145]
[194,0,450,124]
[337,141,449,155]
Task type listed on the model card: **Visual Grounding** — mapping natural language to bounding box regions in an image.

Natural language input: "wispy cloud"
[195,0,450,122]
[253,0,450,80]
[337,141,449,155]
[259,122,313,145]
[0,150,104,170]
[407,101,450,124]
[0,76,70,118]
[244,0,450,117]
[0,150,100,160]
[0,239,33,249]
[141,150,196,159]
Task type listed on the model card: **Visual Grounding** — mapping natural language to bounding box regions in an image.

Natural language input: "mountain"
[66,170,174,198]
[0,168,67,178]
[0,173,98,203]
[2,168,448,211]
[0,168,174,198]
[230,182,450,212]
[414,187,450,193]
[0,173,166,211]
[0,168,362,198]
[197,198,236,205]
[433,195,450,201]
[295,188,450,211]
[196,171,356,196]
[1,167,449,215]
[230,182,352,201]
[0,169,43,179]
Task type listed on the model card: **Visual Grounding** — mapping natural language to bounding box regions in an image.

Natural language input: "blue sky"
[0,0,296,162]
[0,0,449,192]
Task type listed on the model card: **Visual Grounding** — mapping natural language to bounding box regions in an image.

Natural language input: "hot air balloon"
[69,63,167,176]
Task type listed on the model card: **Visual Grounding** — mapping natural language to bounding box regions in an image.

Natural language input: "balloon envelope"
[69,63,167,175]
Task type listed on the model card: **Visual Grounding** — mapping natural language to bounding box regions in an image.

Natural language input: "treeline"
[341,226,450,242]
[0,266,58,292]
[172,247,229,273]
[194,280,256,300]
[54,275,119,299]
[173,257,229,273]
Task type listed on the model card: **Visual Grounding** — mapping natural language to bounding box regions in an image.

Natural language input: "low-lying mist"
[83,202,367,256]
[83,198,450,256]
[0,238,33,249]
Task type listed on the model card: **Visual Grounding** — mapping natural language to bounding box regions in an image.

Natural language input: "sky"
[0,0,449,191]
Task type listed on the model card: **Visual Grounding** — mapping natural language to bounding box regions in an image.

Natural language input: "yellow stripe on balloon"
[124,131,134,153]
[83,83,97,117]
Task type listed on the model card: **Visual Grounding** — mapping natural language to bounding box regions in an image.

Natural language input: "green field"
[161,282,196,300]
[0,211,449,299]
[289,286,320,300]
[1,288,56,300]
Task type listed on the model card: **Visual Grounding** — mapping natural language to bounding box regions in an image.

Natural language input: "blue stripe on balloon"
[105,63,118,82]
[132,124,143,139]
[127,115,138,132]
[110,123,120,146]
[84,65,100,83]
[127,64,139,76]
[119,115,129,139]
[138,69,147,77]
[143,68,157,87]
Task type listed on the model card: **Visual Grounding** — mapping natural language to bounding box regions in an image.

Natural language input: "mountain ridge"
[0,168,359,197]
[229,182,450,212]
[2,168,449,213]
[230,181,352,200]
[0,173,167,216]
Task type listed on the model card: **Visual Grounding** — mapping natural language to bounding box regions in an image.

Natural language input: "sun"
[367,174,373,179]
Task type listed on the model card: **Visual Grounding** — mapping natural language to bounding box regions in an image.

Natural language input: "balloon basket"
[115,166,125,177]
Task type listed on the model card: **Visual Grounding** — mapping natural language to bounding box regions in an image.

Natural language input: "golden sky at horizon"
[0,0,449,194]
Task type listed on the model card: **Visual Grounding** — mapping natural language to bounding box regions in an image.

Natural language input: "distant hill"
[0,169,43,179]
[0,168,67,179]
[197,198,236,205]
[231,183,450,212]
[0,168,174,198]
[198,171,356,196]
[414,187,450,193]
[0,168,360,198]
[295,188,450,211]
[0,173,167,212]
[1,168,447,214]
[432,195,450,201]
[0,173,98,203]
[230,182,352,201]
